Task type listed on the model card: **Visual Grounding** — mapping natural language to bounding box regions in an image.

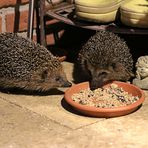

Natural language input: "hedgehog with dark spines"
[0,32,71,92]
[78,30,134,89]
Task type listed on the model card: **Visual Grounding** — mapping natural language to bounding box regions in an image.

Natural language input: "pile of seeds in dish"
[72,84,139,108]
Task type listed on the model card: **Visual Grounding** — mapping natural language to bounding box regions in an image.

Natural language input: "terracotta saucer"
[64,81,145,118]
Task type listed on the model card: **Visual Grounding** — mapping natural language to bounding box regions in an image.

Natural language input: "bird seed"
[72,84,139,108]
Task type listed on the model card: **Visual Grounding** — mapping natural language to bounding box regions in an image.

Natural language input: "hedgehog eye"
[111,63,117,69]
[55,76,61,81]
[98,72,107,77]
[41,69,48,79]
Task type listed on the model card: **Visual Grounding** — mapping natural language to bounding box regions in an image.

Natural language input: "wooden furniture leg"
[39,0,46,46]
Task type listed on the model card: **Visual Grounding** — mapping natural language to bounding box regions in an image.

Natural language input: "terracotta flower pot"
[64,81,145,118]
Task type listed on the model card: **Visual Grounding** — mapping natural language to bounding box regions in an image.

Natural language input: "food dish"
[64,81,145,117]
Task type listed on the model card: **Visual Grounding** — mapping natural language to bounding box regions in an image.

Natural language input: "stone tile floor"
[0,62,148,148]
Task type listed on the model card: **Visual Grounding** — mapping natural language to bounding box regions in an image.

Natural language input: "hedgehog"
[78,30,134,89]
[0,33,71,92]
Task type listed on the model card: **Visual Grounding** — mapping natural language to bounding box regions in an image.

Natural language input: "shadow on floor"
[0,87,65,96]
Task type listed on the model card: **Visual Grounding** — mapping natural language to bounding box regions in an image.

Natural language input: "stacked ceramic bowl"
[75,0,124,23]
[120,0,148,28]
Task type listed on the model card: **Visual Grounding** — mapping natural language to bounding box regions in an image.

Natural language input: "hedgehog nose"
[90,85,98,90]
[90,81,103,90]
[63,81,72,87]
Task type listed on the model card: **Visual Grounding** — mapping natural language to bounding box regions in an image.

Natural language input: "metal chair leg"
[27,0,35,39]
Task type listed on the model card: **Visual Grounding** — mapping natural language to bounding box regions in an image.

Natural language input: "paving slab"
[39,103,148,148]
[0,92,104,129]
[0,98,71,148]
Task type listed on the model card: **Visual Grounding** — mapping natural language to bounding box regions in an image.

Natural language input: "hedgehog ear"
[41,69,49,79]
[58,56,66,62]
[111,62,123,72]
[112,62,134,76]
[85,60,94,71]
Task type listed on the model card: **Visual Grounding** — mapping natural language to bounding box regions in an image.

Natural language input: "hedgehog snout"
[55,74,72,87]
[62,81,72,87]
[90,80,103,90]
[89,71,109,90]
